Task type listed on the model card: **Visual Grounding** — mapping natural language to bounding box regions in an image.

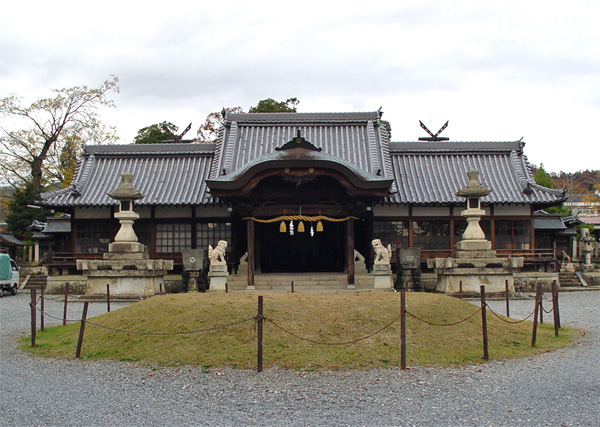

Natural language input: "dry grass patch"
[22,292,580,370]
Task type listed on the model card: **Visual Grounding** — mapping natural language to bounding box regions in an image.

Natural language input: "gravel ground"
[1,290,599,426]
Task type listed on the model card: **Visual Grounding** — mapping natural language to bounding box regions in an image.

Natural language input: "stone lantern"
[77,172,173,298]
[580,228,595,271]
[106,172,145,256]
[455,169,492,250]
[428,169,523,296]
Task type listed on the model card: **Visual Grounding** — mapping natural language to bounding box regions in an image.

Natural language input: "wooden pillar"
[247,219,255,288]
[347,218,355,287]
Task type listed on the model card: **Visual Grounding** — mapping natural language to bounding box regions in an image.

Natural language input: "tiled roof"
[40,144,217,207]
[0,231,24,246]
[533,211,567,230]
[210,112,393,189]
[39,113,566,209]
[385,141,565,205]
[208,147,393,191]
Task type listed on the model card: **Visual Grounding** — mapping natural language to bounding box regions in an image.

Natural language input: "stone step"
[226,273,375,290]
[559,272,583,287]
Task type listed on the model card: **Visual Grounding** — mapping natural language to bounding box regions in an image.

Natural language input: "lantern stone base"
[209,265,228,291]
[77,258,173,298]
[429,240,523,296]
[373,264,393,289]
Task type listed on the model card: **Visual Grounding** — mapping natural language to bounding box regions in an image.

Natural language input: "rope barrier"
[486,305,536,324]
[84,316,256,336]
[30,304,80,323]
[406,307,482,327]
[266,314,401,346]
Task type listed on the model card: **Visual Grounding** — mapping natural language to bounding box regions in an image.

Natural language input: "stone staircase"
[227,272,378,291]
[559,271,582,287]
[20,274,48,290]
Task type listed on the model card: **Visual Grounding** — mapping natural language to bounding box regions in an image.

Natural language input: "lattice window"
[495,220,530,250]
[75,222,111,253]
[413,220,451,250]
[196,222,232,252]
[155,223,192,253]
[373,220,409,250]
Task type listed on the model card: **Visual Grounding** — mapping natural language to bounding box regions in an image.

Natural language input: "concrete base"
[436,271,515,295]
[373,264,393,289]
[86,276,164,298]
[208,265,228,292]
[77,258,173,298]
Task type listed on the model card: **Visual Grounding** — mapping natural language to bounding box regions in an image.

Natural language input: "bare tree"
[0,76,119,193]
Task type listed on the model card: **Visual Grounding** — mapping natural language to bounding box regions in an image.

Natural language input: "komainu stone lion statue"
[208,240,228,266]
[372,239,392,265]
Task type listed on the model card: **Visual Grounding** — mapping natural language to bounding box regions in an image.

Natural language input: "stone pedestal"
[430,239,523,296]
[78,256,173,298]
[373,264,393,289]
[209,264,228,291]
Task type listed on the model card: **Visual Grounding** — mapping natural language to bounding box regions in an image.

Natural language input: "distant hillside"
[548,170,600,194]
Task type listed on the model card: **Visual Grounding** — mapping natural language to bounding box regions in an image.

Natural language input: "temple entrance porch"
[227,272,380,291]
[258,221,345,273]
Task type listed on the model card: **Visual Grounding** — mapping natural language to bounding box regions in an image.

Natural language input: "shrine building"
[38,111,566,290]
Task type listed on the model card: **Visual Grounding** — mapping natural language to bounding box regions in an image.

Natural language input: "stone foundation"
[514,272,559,292]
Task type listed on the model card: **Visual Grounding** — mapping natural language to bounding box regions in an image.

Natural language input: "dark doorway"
[259,221,345,273]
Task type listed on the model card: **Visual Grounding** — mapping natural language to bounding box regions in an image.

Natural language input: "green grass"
[21,292,580,370]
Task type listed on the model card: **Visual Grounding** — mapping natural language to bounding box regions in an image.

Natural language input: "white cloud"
[1,0,599,172]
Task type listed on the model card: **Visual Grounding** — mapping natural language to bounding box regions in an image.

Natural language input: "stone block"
[455,239,492,251]
[108,241,146,254]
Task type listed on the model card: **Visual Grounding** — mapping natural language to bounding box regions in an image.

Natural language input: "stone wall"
[46,276,87,295]
[45,274,186,295]
[582,272,600,286]
[514,272,559,292]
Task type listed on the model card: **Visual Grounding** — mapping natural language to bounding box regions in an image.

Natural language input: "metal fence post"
[75,302,90,359]
[30,288,37,347]
[531,283,542,347]
[552,280,559,337]
[400,288,407,370]
[63,282,69,326]
[505,280,510,317]
[106,284,111,313]
[257,295,264,372]
[480,285,489,360]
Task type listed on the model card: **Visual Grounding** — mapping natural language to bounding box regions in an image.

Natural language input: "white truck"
[0,253,19,297]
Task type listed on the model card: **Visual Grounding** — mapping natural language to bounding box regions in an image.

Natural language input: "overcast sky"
[1,0,598,173]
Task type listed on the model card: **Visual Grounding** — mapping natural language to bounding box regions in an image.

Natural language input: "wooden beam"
[347,218,355,286]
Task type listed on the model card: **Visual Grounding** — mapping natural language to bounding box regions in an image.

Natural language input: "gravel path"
[1,290,599,426]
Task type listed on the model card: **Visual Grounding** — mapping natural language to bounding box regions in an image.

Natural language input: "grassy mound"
[22,292,579,370]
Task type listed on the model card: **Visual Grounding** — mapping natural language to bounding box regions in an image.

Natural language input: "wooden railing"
[496,248,556,260]
[48,252,103,266]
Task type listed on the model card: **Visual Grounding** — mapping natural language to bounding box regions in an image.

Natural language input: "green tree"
[533,163,554,189]
[249,97,299,113]
[5,183,51,239]
[0,76,119,194]
[534,164,572,216]
[134,121,178,144]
